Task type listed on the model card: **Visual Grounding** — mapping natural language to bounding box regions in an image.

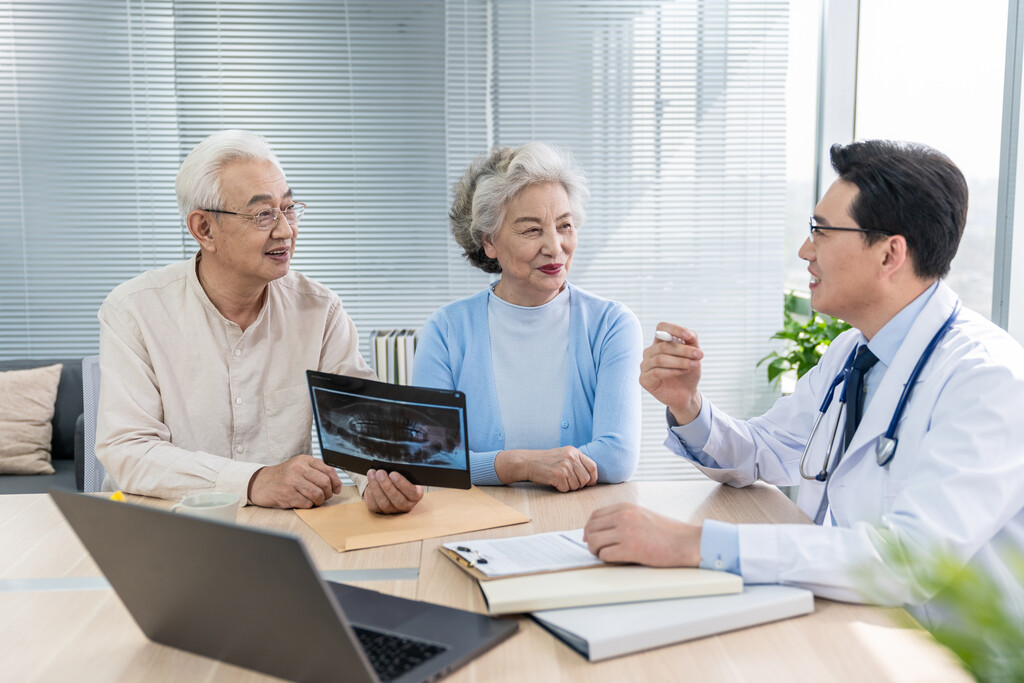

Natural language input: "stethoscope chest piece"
[876,436,897,467]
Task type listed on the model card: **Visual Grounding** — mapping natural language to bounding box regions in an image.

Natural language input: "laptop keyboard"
[352,625,448,682]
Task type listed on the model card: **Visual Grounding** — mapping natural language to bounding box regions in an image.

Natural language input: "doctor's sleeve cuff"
[699,519,741,575]
[667,398,718,467]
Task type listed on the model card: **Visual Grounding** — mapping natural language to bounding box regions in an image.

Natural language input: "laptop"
[307,371,471,489]
[50,490,518,683]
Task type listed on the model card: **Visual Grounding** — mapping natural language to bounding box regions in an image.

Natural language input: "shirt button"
[235,397,243,405]
[561,420,569,429]
[234,349,241,357]
[714,559,724,569]
[235,445,244,454]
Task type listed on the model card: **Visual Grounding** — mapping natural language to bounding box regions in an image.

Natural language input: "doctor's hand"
[641,323,704,425]
[248,454,343,509]
[495,446,598,492]
[363,469,424,514]
[583,502,702,567]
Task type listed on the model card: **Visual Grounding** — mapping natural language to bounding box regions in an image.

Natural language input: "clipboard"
[440,529,604,581]
[441,546,496,581]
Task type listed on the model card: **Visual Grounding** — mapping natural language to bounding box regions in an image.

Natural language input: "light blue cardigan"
[412,283,643,485]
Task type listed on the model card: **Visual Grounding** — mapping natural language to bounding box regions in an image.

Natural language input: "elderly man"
[585,140,1024,627]
[96,130,421,513]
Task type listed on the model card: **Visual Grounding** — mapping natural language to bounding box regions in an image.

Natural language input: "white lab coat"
[671,282,1024,626]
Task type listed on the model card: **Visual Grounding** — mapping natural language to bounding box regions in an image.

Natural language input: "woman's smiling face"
[484,181,577,307]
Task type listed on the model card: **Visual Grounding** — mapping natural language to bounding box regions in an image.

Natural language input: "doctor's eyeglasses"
[203,202,307,231]
[808,218,894,242]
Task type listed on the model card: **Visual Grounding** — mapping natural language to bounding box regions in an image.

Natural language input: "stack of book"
[441,530,814,661]
[369,329,419,385]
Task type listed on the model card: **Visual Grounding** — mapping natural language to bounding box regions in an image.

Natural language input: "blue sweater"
[413,283,643,485]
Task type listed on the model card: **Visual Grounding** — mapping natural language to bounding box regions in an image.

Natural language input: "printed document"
[443,529,602,578]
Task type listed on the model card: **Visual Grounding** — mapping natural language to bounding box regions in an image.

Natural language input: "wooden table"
[0,482,969,682]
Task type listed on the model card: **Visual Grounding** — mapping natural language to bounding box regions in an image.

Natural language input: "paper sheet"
[294,486,529,552]
[443,529,602,578]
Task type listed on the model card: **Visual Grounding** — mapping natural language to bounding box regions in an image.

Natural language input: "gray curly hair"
[449,142,589,273]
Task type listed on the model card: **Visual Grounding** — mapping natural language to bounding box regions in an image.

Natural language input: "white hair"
[175,130,285,220]
[449,142,589,273]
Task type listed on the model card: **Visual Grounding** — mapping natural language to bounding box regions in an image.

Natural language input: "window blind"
[0,0,185,356]
[445,1,789,479]
[1,0,789,482]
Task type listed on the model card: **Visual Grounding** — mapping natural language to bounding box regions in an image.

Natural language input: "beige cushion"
[0,363,63,475]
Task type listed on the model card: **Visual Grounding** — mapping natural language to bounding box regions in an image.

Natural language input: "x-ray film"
[307,371,471,489]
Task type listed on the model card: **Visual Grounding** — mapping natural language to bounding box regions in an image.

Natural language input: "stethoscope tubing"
[876,302,961,465]
[798,347,856,482]
[798,303,960,481]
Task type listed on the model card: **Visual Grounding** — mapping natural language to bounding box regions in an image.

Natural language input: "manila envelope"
[295,486,530,552]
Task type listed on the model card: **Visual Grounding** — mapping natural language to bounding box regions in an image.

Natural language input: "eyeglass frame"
[201,202,307,231]
[808,217,894,242]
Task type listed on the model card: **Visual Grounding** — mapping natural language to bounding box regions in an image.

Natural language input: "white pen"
[654,330,685,343]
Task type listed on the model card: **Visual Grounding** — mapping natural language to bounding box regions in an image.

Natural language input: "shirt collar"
[866,280,940,367]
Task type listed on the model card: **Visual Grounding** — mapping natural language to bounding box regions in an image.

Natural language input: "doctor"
[584,140,1024,625]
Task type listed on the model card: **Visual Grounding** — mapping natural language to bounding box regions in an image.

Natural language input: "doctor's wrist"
[668,394,702,427]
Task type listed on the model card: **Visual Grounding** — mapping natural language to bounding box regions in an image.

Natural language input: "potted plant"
[758,291,850,389]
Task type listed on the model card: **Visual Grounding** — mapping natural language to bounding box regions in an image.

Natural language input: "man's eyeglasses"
[203,202,307,231]
[808,217,893,242]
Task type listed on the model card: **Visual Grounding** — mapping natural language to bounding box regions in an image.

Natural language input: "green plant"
[925,555,1024,681]
[861,542,1024,682]
[758,291,851,386]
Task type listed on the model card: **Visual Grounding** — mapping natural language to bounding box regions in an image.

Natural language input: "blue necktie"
[843,345,879,451]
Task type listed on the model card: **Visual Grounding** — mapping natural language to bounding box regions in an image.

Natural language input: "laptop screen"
[307,371,471,489]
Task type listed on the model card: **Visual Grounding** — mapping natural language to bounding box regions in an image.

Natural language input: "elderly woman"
[412,142,642,491]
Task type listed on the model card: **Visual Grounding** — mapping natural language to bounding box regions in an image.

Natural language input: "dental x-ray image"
[307,371,471,489]
[313,388,465,468]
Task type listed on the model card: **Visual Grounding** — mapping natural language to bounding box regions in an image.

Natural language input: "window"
[855,0,1007,319]
[0,1,183,354]
[1,0,790,481]
[784,0,823,292]
[446,1,790,479]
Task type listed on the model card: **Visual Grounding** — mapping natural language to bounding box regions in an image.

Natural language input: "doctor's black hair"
[829,140,968,280]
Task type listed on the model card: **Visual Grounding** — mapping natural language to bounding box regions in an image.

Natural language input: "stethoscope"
[798,303,960,482]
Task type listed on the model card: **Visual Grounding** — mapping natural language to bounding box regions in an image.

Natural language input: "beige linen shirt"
[96,253,375,504]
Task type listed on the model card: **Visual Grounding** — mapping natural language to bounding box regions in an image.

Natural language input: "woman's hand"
[495,446,598,491]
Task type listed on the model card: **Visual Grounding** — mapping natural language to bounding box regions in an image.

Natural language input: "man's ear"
[879,234,909,275]
[186,210,216,251]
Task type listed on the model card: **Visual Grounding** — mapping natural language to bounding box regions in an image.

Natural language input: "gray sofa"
[0,358,85,494]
